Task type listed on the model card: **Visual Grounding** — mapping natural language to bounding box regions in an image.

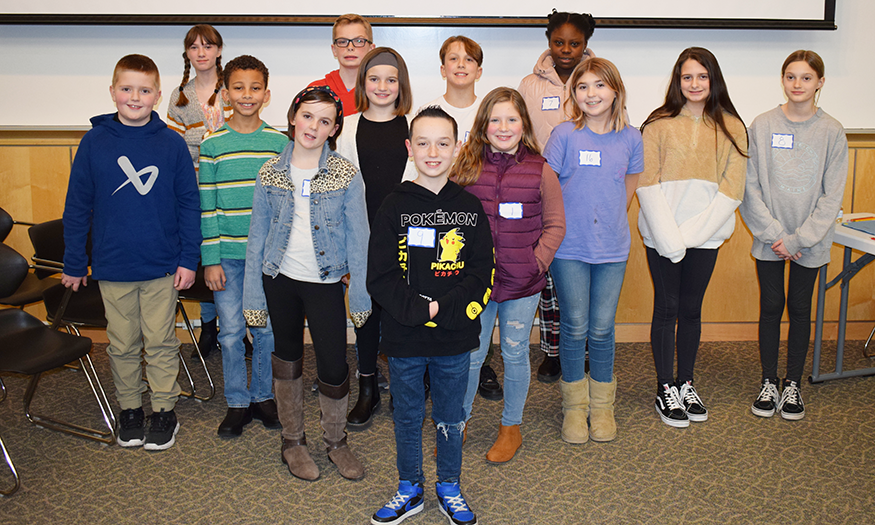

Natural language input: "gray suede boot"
[318,376,365,480]
[272,355,319,481]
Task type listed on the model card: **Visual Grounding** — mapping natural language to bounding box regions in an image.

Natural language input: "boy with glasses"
[308,14,375,116]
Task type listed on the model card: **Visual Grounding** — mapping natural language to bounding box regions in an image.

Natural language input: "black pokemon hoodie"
[367,180,494,357]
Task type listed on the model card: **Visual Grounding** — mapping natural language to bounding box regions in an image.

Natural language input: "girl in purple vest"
[453,87,566,463]
[543,58,643,443]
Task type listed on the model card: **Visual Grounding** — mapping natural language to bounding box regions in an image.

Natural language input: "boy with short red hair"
[308,13,375,115]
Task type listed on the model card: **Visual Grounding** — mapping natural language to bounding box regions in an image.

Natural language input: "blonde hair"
[451,87,539,187]
[333,14,373,41]
[565,57,628,133]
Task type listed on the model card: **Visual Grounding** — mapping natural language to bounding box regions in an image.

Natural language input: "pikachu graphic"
[438,228,465,262]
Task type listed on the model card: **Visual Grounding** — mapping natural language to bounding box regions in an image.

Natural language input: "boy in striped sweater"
[199,55,289,437]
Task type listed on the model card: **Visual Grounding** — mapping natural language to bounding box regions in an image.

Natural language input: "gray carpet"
[0,339,873,524]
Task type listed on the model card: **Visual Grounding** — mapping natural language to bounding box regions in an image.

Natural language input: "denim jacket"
[243,141,372,328]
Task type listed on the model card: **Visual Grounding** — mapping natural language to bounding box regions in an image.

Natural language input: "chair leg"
[175,301,215,401]
[0,431,20,496]
[22,355,116,444]
[864,324,875,359]
[0,377,6,403]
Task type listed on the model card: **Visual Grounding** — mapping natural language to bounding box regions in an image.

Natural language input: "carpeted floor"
[0,339,873,524]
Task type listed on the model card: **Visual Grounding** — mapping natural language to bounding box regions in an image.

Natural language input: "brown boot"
[485,424,522,464]
[272,355,319,481]
[589,374,617,442]
[318,376,365,480]
[560,377,589,444]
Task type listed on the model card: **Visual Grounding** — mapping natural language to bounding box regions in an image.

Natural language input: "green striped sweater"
[198,122,288,265]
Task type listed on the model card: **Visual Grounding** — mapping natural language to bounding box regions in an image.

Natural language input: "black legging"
[262,273,348,386]
[756,259,820,384]
[354,300,382,375]
[646,247,719,386]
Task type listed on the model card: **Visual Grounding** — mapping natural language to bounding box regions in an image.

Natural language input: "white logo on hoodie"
[112,156,159,196]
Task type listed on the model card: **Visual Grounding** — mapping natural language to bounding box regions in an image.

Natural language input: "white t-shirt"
[279,165,339,283]
[419,95,482,144]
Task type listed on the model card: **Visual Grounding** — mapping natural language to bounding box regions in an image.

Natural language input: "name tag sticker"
[541,96,560,111]
[499,202,524,220]
[579,150,602,167]
[301,179,311,197]
[771,133,794,149]
[408,227,436,248]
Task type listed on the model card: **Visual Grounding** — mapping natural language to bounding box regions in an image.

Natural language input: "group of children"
[57,10,847,525]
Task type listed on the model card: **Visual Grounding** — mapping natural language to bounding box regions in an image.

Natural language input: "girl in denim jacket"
[243,85,371,482]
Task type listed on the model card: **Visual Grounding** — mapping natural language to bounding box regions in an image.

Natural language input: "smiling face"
[223,68,270,118]
[574,71,616,124]
[186,36,221,74]
[292,101,339,151]
[548,23,587,79]
[440,41,483,90]
[680,59,711,111]
[782,60,824,106]
[110,70,161,127]
[364,64,400,110]
[486,101,523,155]
[407,116,460,183]
[331,23,375,71]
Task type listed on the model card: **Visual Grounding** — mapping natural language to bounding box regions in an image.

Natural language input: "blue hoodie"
[63,111,202,282]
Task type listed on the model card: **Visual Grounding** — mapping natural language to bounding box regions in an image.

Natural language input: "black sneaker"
[144,409,180,451]
[116,407,145,447]
[655,383,688,428]
[751,378,779,418]
[478,365,503,401]
[677,380,708,422]
[778,380,805,421]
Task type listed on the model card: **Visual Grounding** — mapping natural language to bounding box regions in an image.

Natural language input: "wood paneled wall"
[2,131,874,339]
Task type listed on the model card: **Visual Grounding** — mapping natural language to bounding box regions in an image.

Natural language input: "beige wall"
[3,131,874,340]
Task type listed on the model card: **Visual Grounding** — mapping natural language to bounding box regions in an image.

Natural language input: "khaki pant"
[99,275,181,411]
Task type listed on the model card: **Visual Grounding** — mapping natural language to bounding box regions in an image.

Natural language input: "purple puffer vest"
[464,144,546,302]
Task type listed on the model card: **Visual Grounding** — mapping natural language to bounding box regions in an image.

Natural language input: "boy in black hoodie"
[368,107,492,525]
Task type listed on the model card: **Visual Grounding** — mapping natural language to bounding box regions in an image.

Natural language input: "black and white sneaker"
[751,378,780,418]
[116,407,145,447]
[144,409,180,451]
[677,380,708,422]
[778,380,805,421]
[655,383,689,428]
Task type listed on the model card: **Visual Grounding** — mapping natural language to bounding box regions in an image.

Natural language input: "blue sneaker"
[372,480,424,525]
[435,482,477,525]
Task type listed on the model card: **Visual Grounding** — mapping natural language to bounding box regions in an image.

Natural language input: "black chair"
[0,207,59,309]
[29,219,215,401]
[0,242,116,453]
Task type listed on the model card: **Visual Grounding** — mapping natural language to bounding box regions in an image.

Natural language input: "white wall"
[1,0,872,130]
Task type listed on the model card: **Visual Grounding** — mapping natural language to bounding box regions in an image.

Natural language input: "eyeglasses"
[333,38,372,48]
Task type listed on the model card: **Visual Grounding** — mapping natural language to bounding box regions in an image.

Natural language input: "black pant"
[646,247,719,386]
[354,300,382,375]
[262,274,349,386]
[756,259,820,384]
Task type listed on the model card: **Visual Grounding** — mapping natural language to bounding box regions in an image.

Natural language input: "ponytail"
[207,56,223,106]
[175,52,192,107]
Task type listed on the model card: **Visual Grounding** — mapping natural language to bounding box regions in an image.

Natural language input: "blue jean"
[550,258,627,383]
[214,259,274,408]
[389,352,470,484]
[200,300,217,323]
[463,293,540,426]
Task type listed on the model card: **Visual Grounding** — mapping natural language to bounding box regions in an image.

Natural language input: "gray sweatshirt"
[739,106,848,268]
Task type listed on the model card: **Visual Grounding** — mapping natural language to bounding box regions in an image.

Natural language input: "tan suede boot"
[588,374,617,442]
[272,355,319,481]
[318,376,365,480]
[485,424,522,464]
[560,377,589,444]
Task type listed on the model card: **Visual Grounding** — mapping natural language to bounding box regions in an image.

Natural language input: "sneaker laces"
[149,412,173,433]
[679,382,704,407]
[756,380,779,403]
[119,410,140,429]
[441,492,470,514]
[384,490,413,511]
[663,385,684,411]
[778,382,801,410]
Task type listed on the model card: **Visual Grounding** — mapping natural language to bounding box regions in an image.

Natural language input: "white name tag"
[771,133,794,149]
[579,150,601,166]
[301,179,311,197]
[499,202,523,220]
[408,227,436,248]
[541,96,560,111]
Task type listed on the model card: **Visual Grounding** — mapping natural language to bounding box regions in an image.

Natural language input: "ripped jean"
[388,351,471,484]
[464,293,540,426]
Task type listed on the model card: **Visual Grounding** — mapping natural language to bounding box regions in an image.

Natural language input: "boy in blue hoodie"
[61,54,202,451]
